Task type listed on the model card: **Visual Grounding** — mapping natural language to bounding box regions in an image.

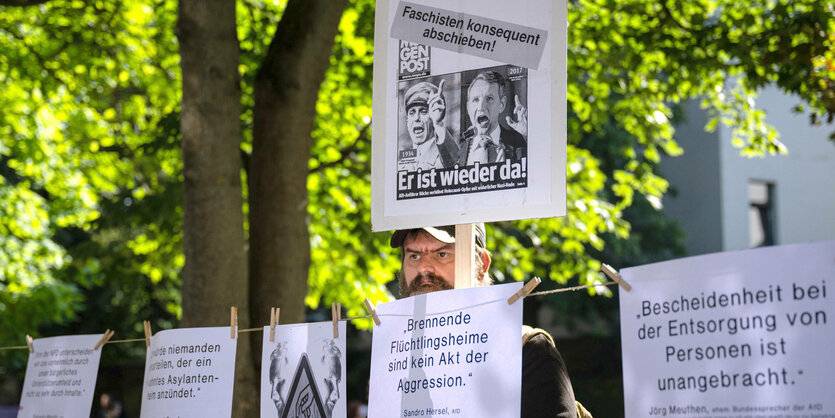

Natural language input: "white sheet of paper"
[140,327,237,418]
[619,240,835,418]
[368,283,523,417]
[371,0,567,230]
[260,321,347,418]
[18,334,105,418]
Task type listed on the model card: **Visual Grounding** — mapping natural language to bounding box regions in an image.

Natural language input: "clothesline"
[529,280,618,296]
[0,277,626,352]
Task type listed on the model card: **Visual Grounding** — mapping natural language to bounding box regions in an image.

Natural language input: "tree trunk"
[249,0,347,362]
[178,1,257,417]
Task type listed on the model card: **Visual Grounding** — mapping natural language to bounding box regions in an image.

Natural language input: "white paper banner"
[372,0,567,230]
[140,327,237,418]
[260,321,347,418]
[368,283,523,417]
[619,240,835,418]
[18,334,105,418]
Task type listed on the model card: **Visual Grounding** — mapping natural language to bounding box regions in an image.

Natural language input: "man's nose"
[417,254,435,274]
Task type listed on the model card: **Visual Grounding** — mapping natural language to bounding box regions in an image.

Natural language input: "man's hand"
[428,79,446,133]
[506,94,527,140]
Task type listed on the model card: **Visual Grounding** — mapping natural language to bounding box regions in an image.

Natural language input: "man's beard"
[402,273,452,297]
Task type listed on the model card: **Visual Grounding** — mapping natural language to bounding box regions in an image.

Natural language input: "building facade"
[661,86,835,255]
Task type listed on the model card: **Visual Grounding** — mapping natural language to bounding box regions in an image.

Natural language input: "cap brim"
[390,224,485,248]
[390,227,456,248]
[423,227,456,244]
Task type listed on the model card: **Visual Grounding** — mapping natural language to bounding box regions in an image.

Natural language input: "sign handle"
[454,224,475,289]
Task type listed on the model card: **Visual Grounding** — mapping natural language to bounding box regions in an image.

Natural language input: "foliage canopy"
[0,0,832,357]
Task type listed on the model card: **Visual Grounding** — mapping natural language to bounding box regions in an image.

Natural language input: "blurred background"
[0,0,833,416]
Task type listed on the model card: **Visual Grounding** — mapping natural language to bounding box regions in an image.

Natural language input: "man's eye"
[437,252,449,258]
[408,254,420,261]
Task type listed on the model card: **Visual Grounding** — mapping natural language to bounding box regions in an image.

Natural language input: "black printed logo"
[399,41,430,80]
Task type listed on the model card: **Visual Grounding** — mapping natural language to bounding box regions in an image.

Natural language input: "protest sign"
[140,327,237,418]
[18,334,104,418]
[260,321,347,418]
[367,283,523,417]
[619,240,835,418]
[371,0,567,230]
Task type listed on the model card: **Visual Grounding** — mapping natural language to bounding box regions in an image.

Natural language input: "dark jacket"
[522,327,583,418]
[457,125,527,166]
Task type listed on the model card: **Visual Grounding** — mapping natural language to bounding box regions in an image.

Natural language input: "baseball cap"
[390,224,486,249]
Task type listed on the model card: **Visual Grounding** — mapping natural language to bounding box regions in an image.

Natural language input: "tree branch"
[0,156,52,200]
[0,27,69,86]
[309,120,371,174]
[661,1,691,31]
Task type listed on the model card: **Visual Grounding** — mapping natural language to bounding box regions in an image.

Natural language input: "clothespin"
[364,298,381,326]
[507,277,541,305]
[269,307,280,343]
[25,335,34,353]
[94,330,115,350]
[230,306,238,339]
[601,263,631,291]
[143,321,152,347]
[331,303,340,339]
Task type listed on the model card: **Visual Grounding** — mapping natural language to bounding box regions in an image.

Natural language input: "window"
[748,180,775,247]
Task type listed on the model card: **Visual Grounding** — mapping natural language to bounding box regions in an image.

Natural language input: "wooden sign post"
[454,224,475,289]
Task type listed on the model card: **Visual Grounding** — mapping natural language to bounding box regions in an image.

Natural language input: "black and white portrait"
[458,65,528,166]
[396,74,462,173]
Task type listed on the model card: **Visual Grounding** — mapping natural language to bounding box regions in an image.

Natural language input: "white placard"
[619,240,835,418]
[18,334,105,418]
[140,327,237,418]
[371,0,567,230]
[368,283,523,417]
[260,322,347,418]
